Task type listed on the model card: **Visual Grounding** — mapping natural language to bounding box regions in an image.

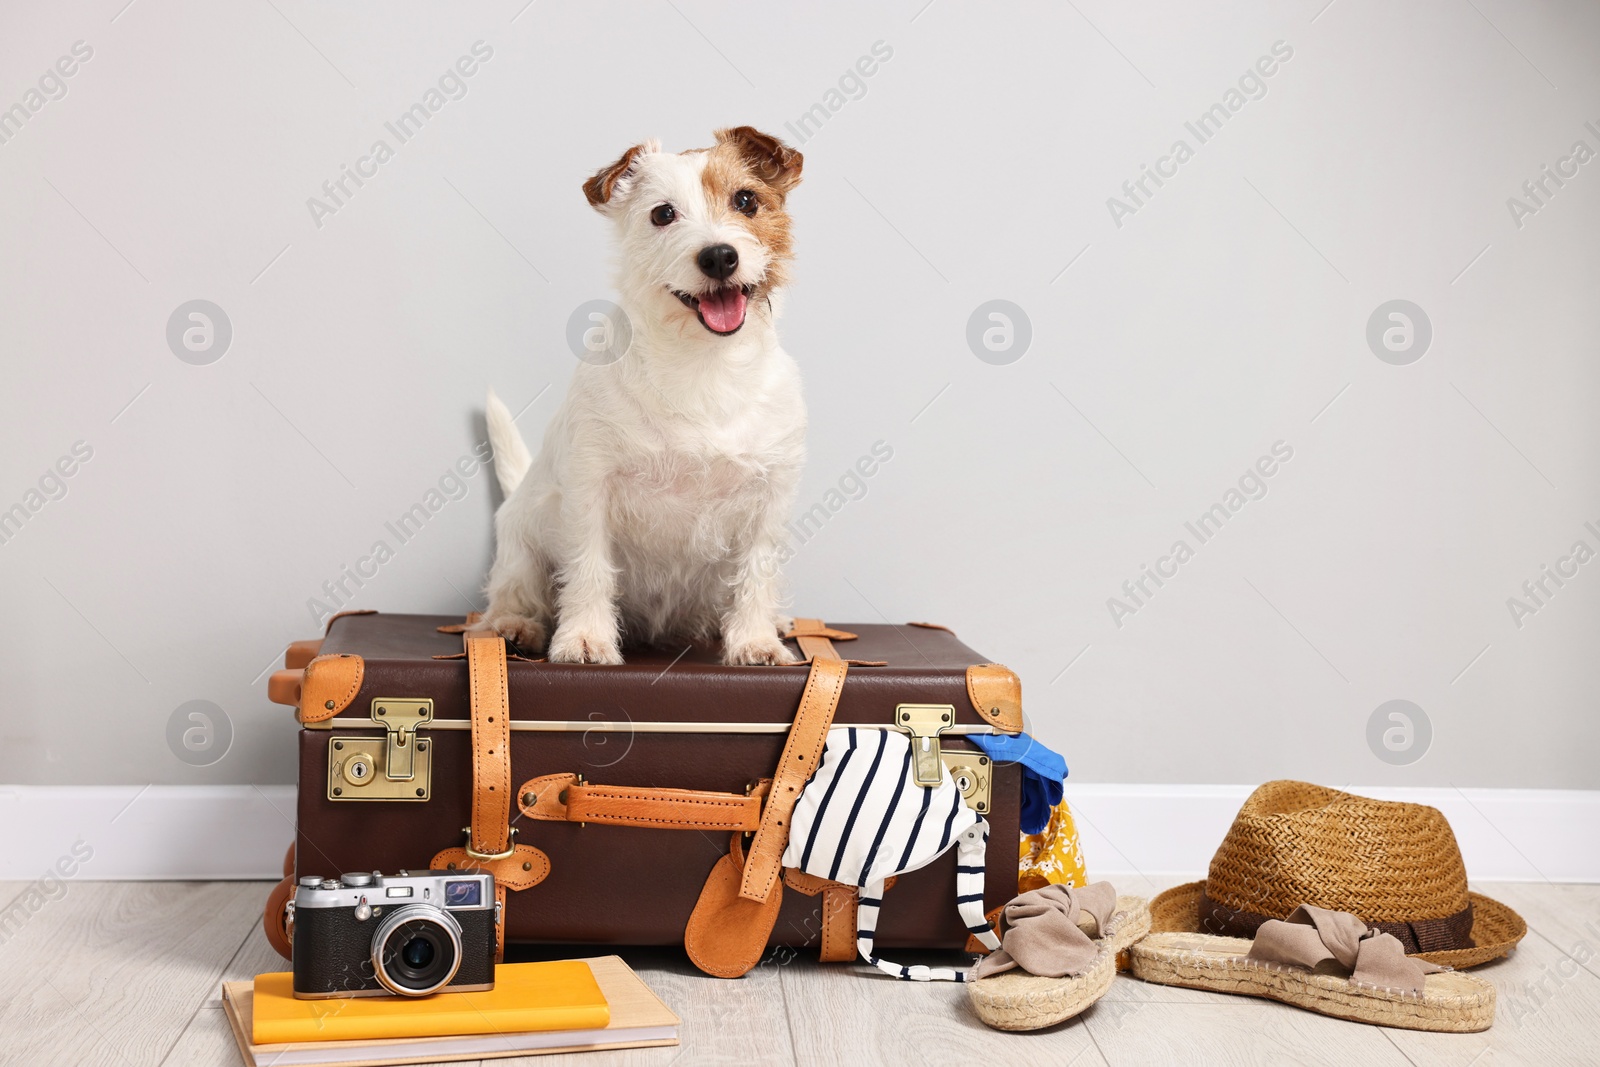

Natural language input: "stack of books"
[222,956,678,1066]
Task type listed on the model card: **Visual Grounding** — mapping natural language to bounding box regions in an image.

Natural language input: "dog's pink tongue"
[699,287,747,333]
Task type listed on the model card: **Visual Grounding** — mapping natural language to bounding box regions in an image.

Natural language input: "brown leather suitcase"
[264,610,1024,973]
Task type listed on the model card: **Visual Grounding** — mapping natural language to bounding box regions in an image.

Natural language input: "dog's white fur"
[480,131,805,666]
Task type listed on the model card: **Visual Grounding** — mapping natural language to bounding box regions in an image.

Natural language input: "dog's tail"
[486,388,533,498]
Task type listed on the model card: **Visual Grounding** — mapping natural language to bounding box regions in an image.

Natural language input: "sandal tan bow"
[1132,902,1496,1032]
[1249,904,1442,994]
[968,882,1150,1031]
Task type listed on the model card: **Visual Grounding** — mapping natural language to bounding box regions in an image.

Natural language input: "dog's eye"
[733,190,757,216]
[650,203,676,226]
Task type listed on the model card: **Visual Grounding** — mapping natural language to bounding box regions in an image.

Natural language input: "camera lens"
[402,937,434,969]
[371,905,462,996]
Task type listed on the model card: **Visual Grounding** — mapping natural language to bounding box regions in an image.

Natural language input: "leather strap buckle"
[462,825,519,863]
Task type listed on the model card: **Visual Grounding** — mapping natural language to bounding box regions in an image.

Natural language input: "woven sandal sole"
[1129,931,1495,1033]
[968,896,1152,1032]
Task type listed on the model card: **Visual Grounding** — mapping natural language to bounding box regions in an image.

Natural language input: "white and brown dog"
[479,127,805,665]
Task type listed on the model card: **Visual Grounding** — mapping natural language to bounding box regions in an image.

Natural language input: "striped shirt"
[782,726,1001,981]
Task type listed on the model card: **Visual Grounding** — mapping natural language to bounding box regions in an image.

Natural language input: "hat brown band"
[1197,890,1476,954]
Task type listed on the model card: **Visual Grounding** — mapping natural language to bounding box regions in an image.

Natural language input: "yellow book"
[252,960,609,1045]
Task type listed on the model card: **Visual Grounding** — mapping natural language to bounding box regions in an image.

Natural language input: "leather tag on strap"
[685,832,784,978]
[466,634,513,856]
[430,844,551,890]
[738,657,848,903]
[431,844,550,962]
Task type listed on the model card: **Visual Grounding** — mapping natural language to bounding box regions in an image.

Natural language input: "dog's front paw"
[547,625,624,665]
[483,613,548,654]
[774,615,796,637]
[724,635,799,667]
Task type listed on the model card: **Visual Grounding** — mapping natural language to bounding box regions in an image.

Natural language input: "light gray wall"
[2,0,1596,789]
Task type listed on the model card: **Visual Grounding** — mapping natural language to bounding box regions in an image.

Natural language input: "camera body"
[291,870,496,999]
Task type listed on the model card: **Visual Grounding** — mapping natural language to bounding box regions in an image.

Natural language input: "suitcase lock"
[326,698,434,802]
[940,753,991,816]
[895,704,992,813]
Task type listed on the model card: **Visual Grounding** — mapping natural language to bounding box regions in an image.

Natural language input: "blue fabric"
[969,733,1066,835]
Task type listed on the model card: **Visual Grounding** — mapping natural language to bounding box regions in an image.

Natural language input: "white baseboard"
[1065,784,1600,884]
[0,783,1594,883]
[0,786,298,882]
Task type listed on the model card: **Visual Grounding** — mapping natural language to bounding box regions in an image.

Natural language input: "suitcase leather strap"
[784,618,856,663]
[517,773,764,831]
[783,869,896,964]
[465,634,514,858]
[738,656,849,903]
[682,659,848,978]
[434,633,548,963]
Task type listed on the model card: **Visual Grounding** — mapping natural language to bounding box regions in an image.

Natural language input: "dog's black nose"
[697,244,739,281]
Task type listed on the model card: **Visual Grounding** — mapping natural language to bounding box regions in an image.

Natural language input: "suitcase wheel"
[263,875,294,961]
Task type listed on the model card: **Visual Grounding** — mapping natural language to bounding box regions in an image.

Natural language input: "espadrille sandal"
[968,882,1151,1031]
[1130,903,1495,1033]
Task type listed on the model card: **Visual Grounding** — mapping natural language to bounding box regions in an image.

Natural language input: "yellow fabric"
[1019,797,1088,891]
[252,960,609,1044]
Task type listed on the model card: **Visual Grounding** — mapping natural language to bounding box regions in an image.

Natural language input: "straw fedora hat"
[1149,781,1525,969]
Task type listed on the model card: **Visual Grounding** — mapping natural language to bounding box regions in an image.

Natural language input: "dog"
[478,127,806,666]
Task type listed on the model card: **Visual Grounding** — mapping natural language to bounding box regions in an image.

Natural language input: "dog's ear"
[583,140,657,212]
[715,127,803,200]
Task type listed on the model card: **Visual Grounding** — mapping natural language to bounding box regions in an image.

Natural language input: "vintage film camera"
[290,870,496,999]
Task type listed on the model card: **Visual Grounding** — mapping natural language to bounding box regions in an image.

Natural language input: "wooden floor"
[1,875,1597,1066]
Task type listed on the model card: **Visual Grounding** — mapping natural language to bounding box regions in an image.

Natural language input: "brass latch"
[326,697,434,802]
[372,698,432,781]
[895,703,954,787]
